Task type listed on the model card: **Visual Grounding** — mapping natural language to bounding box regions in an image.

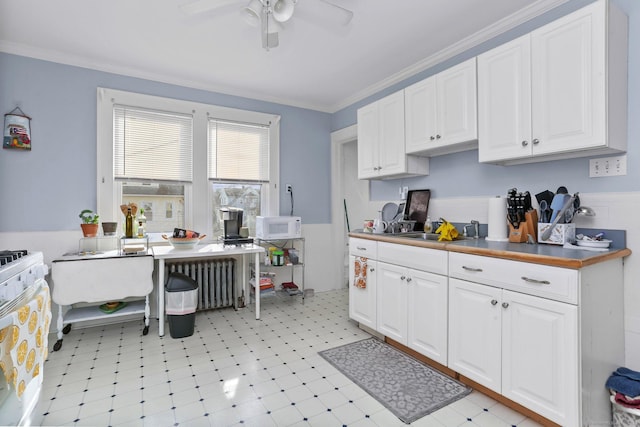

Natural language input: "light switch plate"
[589,155,627,177]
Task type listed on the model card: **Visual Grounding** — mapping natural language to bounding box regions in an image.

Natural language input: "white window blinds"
[208,119,270,182]
[114,106,193,182]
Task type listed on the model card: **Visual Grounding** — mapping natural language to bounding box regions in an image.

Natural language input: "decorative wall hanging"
[3,107,32,150]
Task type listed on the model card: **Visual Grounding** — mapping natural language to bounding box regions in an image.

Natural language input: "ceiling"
[0,0,568,113]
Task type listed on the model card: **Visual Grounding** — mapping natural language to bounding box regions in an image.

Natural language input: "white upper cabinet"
[478,0,628,164]
[405,58,478,157]
[357,91,429,180]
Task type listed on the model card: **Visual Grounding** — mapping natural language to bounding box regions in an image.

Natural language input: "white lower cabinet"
[448,278,578,425]
[348,238,378,330]
[376,243,448,365]
[448,251,623,426]
[348,255,377,330]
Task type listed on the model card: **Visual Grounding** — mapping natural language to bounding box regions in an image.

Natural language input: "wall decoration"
[3,107,32,150]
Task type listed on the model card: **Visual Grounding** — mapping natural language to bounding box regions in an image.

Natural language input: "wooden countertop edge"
[446,245,631,269]
[349,233,632,269]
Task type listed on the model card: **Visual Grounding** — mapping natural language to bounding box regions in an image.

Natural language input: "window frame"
[97,88,280,238]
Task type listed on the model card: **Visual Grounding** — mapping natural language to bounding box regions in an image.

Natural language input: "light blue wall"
[1,0,637,232]
[332,0,640,201]
[0,53,331,231]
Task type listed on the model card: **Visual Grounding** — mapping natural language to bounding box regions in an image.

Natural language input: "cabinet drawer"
[378,242,447,275]
[350,238,377,259]
[449,253,578,304]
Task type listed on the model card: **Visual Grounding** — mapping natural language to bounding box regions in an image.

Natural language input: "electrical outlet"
[286,184,292,192]
[589,155,627,177]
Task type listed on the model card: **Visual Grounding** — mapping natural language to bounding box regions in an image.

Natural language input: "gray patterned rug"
[319,338,471,424]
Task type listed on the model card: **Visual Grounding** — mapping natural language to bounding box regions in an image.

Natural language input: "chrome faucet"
[463,220,480,239]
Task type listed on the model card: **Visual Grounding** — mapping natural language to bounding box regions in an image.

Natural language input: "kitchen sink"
[395,232,470,241]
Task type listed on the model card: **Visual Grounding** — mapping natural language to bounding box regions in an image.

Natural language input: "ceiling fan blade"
[180,0,239,16]
[315,0,353,26]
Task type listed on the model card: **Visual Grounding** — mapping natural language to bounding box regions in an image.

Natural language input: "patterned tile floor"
[32,289,543,426]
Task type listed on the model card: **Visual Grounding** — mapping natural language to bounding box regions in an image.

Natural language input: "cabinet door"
[531,1,605,155]
[502,290,579,426]
[376,262,407,344]
[478,35,532,163]
[436,58,478,147]
[348,255,377,330]
[377,91,406,176]
[448,278,501,393]
[356,102,380,179]
[405,77,438,154]
[407,269,448,365]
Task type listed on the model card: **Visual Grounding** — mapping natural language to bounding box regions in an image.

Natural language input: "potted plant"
[79,209,100,237]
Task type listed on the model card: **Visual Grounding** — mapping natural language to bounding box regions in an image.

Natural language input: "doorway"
[331,125,367,287]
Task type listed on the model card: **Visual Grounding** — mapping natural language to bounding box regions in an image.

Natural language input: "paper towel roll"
[486,196,509,242]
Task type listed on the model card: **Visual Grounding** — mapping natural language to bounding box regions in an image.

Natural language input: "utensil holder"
[508,210,538,243]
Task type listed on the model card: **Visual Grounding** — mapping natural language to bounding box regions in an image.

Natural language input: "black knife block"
[508,210,538,243]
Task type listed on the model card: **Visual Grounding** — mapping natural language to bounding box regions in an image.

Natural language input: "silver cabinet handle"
[491,299,498,305]
[436,134,441,139]
[521,276,550,285]
[462,266,483,272]
[430,136,435,140]
[369,268,375,272]
[502,302,509,308]
[521,140,528,147]
[400,275,406,281]
[532,138,540,145]
[373,166,379,171]
[356,247,367,251]
[406,277,412,283]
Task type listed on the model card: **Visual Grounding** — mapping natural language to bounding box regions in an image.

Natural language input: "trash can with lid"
[165,272,198,338]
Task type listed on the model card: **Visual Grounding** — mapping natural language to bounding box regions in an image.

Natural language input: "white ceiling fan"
[181,0,354,50]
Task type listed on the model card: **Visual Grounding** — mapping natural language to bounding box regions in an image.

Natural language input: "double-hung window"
[209,119,270,237]
[97,88,279,238]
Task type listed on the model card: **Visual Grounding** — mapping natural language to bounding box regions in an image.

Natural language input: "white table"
[152,243,265,336]
[51,251,154,350]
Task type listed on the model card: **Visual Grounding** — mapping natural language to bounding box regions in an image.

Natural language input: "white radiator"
[165,258,236,310]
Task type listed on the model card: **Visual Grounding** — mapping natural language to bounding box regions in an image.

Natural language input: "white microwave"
[256,216,302,239]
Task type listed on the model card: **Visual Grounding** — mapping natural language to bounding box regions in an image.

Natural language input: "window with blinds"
[114,106,193,182]
[208,119,269,182]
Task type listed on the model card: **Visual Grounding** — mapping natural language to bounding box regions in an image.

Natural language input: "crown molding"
[0,40,333,113]
[329,0,570,113]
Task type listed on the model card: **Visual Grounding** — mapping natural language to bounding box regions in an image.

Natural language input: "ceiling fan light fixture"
[244,0,263,27]
[272,0,295,23]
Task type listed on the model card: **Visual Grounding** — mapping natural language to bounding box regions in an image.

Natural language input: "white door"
[437,58,478,147]
[407,268,448,365]
[348,255,377,330]
[501,290,579,426]
[377,91,406,176]
[376,262,408,344]
[356,102,379,179]
[404,76,438,154]
[531,1,605,155]
[448,278,502,393]
[478,35,533,163]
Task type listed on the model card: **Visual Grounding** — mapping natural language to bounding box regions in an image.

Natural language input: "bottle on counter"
[424,216,433,233]
[125,207,134,238]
